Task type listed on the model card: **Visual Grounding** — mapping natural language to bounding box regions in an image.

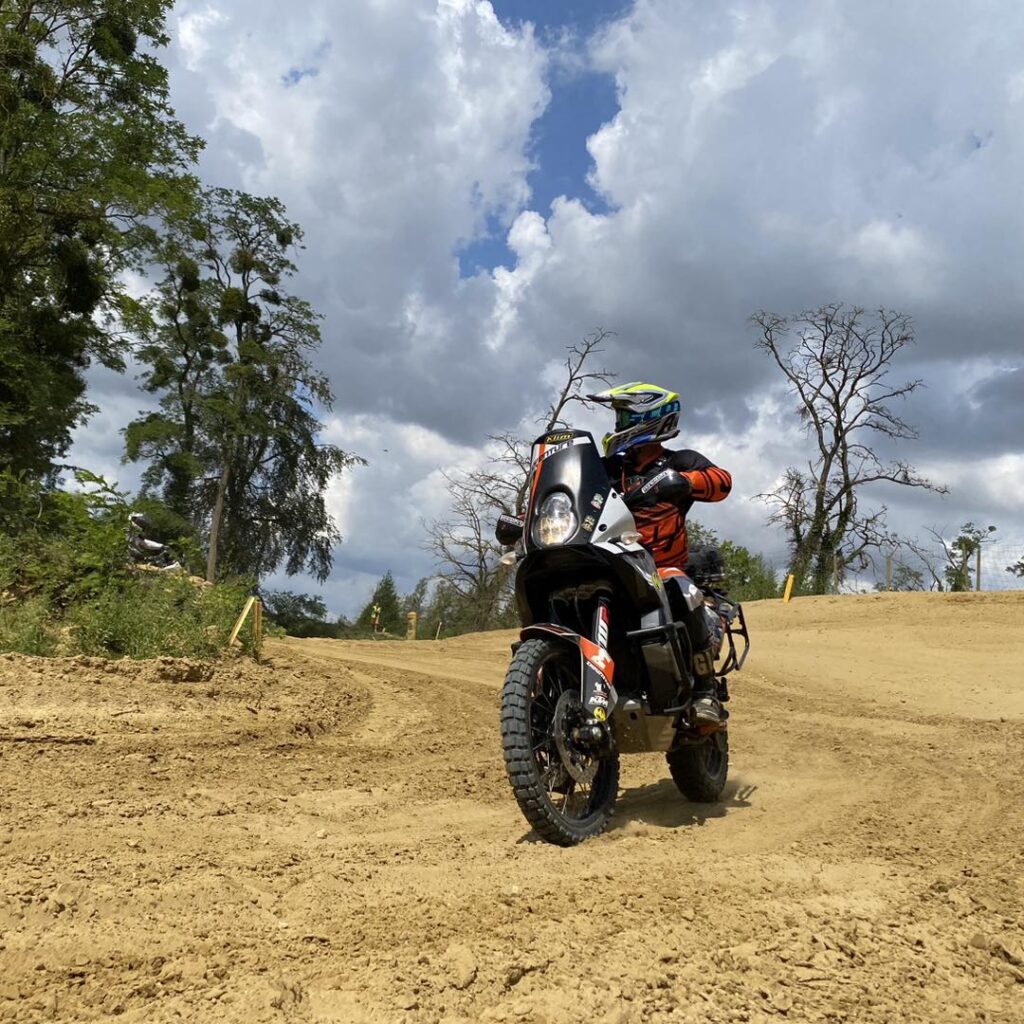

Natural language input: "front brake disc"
[552,691,599,784]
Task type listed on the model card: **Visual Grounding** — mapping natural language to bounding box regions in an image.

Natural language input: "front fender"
[519,624,618,719]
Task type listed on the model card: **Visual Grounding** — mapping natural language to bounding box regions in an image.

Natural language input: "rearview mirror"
[495,514,524,546]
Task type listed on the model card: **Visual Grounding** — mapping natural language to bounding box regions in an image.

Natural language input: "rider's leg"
[668,576,724,728]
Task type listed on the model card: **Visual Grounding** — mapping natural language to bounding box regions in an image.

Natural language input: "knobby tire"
[500,639,619,846]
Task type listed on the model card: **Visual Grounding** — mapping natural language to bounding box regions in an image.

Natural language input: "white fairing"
[590,488,643,553]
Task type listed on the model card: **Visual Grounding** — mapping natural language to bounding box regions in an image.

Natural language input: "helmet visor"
[615,407,640,431]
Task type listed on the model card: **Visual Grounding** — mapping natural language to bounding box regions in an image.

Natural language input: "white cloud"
[73,0,1024,611]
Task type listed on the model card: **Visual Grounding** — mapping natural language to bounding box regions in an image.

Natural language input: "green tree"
[0,1,201,476]
[124,187,363,582]
[932,522,996,592]
[687,522,780,602]
[356,571,403,634]
[263,590,335,637]
[402,577,430,617]
[876,561,926,592]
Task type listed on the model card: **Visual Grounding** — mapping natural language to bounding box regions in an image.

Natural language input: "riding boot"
[690,646,725,729]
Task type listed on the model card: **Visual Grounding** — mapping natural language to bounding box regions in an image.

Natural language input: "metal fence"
[974,540,1024,592]
[757,539,1024,595]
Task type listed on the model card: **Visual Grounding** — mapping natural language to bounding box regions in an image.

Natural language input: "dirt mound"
[1,592,1022,1022]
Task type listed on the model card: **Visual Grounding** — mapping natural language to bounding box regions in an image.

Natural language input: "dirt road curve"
[1,592,1022,1023]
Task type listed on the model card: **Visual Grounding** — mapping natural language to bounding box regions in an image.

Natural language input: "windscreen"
[524,430,611,551]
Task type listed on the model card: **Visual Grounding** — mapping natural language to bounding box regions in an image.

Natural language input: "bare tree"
[485,329,616,514]
[753,305,945,593]
[894,523,998,592]
[424,330,616,633]
[926,522,997,592]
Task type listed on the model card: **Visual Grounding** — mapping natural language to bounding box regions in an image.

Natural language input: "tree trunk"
[206,459,232,582]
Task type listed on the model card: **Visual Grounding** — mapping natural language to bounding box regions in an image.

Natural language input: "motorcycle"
[127,514,184,573]
[496,428,749,846]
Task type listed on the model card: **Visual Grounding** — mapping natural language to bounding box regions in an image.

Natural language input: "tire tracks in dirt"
[0,593,1022,1023]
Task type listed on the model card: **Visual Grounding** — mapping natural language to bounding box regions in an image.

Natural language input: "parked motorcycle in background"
[496,428,749,845]
[127,513,183,572]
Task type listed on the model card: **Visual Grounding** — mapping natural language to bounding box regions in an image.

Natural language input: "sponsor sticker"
[591,493,605,510]
[582,514,596,532]
[544,431,573,443]
[593,707,607,722]
[580,638,614,682]
[534,436,589,463]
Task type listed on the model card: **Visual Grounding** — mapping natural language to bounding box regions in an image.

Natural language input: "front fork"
[576,596,617,748]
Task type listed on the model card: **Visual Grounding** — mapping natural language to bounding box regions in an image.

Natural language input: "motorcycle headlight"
[533,492,578,547]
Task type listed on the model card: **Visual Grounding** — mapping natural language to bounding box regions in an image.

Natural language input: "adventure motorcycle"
[127,514,184,573]
[496,428,749,846]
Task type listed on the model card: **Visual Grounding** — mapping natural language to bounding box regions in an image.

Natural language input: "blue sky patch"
[282,65,320,86]
[456,0,627,277]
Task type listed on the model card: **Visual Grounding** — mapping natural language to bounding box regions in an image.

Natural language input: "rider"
[590,382,732,728]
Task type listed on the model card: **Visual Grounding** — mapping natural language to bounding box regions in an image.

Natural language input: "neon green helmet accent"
[589,382,681,456]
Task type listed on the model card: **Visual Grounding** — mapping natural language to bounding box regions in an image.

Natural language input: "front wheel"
[500,638,619,846]
[666,730,729,802]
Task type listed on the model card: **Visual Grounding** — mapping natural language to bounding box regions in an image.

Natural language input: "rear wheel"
[666,730,729,802]
[500,638,619,846]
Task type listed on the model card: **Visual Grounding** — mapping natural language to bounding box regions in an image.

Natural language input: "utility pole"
[976,545,982,592]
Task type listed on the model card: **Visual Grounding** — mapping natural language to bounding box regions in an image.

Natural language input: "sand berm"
[1,591,1022,1023]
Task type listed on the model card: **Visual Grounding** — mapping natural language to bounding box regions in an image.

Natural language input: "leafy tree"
[883,562,926,592]
[752,305,945,594]
[0,1,201,476]
[355,571,403,634]
[0,468,133,602]
[402,577,430,617]
[687,522,780,602]
[263,590,336,637]
[1008,555,1024,579]
[932,522,997,592]
[124,187,363,582]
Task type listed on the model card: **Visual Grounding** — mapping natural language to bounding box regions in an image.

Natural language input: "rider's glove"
[626,469,692,508]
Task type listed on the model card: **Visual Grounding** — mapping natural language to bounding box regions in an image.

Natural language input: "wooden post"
[405,611,417,641]
[229,596,256,647]
[783,575,795,603]
[886,553,894,591]
[434,621,443,640]
[253,600,263,661]
[228,596,263,660]
[976,545,982,592]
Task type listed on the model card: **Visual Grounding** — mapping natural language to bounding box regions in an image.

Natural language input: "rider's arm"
[670,450,732,503]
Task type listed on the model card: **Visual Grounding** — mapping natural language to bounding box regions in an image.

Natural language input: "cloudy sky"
[72,0,1024,610]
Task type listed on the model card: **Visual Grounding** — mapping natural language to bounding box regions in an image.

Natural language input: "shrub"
[63,576,251,659]
[0,598,59,657]
[0,470,256,659]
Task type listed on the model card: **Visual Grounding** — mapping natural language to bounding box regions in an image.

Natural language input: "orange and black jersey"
[610,445,731,569]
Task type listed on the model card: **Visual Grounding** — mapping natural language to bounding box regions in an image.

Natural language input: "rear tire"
[500,638,619,846]
[666,730,729,802]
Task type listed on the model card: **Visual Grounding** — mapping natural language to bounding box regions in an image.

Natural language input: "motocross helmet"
[589,382,681,457]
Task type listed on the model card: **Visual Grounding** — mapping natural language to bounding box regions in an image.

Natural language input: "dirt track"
[1,592,1023,1023]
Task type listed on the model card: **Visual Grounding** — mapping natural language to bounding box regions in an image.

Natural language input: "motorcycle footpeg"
[716,678,730,702]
